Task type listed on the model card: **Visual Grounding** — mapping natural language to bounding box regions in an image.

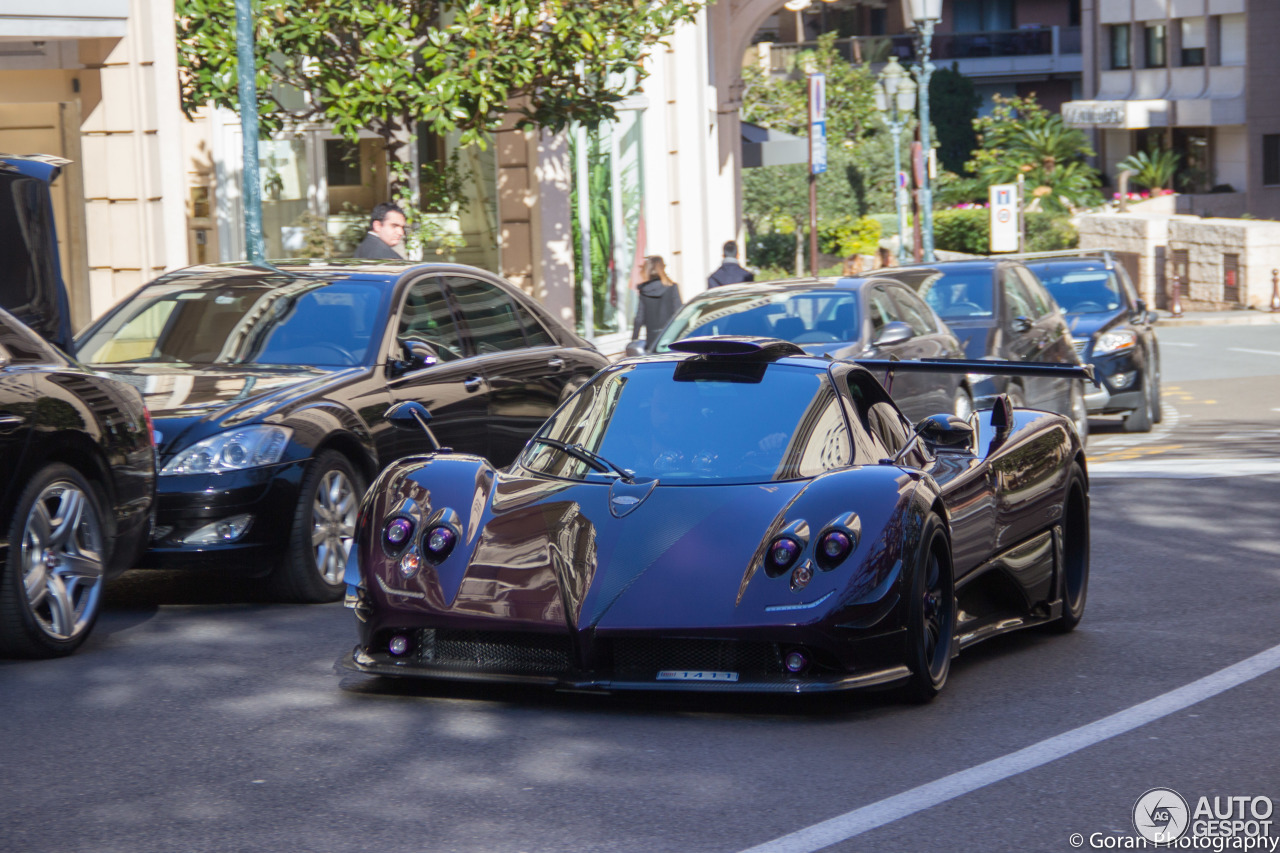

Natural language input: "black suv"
[1022,252,1160,432]
[874,258,1089,443]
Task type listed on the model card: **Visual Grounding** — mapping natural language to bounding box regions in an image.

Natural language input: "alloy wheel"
[311,469,357,585]
[20,481,104,642]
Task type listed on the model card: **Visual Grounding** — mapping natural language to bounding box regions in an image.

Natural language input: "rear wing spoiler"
[855,357,1098,387]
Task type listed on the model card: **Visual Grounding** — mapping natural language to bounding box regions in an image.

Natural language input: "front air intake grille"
[611,638,785,677]
[417,629,572,675]
[1073,339,1089,357]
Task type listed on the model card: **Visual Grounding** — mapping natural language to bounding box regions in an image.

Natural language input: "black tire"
[0,464,109,658]
[1124,359,1160,432]
[1049,464,1090,633]
[1150,353,1163,424]
[902,513,955,702]
[1069,380,1090,446]
[272,450,365,603]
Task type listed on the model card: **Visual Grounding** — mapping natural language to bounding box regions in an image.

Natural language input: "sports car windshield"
[519,361,852,484]
[914,270,995,320]
[1028,265,1122,315]
[653,291,860,351]
[76,278,386,367]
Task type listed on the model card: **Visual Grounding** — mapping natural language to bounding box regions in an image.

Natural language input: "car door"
[999,265,1055,408]
[864,285,931,420]
[887,284,962,418]
[1017,265,1076,410]
[382,274,490,462]
[441,274,574,466]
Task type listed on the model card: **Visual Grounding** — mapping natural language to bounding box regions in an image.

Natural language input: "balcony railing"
[763,26,1081,73]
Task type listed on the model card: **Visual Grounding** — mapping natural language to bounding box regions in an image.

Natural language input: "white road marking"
[739,643,1280,853]
[1090,458,1280,479]
[1228,347,1280,357]
[1160,341,1198,347]
[1085,403,1178,449]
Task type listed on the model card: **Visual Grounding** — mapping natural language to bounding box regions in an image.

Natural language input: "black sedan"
[343,336,1092,701]
[0,153,155,658]
[1023,253,1161,432]
[640,277,972,423]
[874,259,1089,442]
[74,261,608,603]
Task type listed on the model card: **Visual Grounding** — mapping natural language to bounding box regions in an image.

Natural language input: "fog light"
[1109,371,1134,390]
[399,550,421,578]
[388,635,409,656]
[790,561,813,591]
[183,513,253,545]
[784,650,809,673]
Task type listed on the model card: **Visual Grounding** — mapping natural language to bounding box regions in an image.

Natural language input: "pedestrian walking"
[707,240,754,288]
[632,255,682,352]
[354,202,407,259]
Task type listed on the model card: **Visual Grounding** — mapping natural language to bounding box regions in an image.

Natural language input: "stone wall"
[1076,213,1181,306]
[1167,218,1280,310]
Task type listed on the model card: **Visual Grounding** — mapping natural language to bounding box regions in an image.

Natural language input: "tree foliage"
[1117,148,1181,193]
[966,94,1102,213]
[177,0,704,193]
[929,64,979,176]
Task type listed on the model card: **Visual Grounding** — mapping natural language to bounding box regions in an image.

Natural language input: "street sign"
[809,73,827,175]
[989,182,1019,253]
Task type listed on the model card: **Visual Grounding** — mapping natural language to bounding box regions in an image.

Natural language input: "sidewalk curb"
[1157,310,1280,327]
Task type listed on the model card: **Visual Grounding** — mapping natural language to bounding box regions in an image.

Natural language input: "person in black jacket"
[353,202,406,259]
[707,240,754,287]
[632,255,682,352]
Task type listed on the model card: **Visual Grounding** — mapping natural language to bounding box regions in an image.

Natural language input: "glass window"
[915,269,996,320]
[443,276,529,353]
[519,362,850,484]
[398,276,464,361]
[866,288,899,335]
[1002,269,1037,320]
[1029,264,1123,315]
[519,306,556,347]
[1016,267,1056,318]
[1181,17,1206,66]
[1110,24,1131,70]
[325,139,362,187]
[1145,23,1167,68]
[78,279,386,367]
[845,372,912,457]
[0,172,63,349]
[1219,14,1245,66]
[888,286,938,335]
[1265,135,1280,187]
[654,291,861,350]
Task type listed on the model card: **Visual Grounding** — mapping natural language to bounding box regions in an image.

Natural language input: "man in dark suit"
[707,240,754,287]
[354,202,407,259]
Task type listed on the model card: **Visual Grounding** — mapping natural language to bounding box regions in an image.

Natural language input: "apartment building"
[1064,0,1280,219]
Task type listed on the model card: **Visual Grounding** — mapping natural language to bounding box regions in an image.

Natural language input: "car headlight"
[1093,329,1137,355]
[161,425,293,475]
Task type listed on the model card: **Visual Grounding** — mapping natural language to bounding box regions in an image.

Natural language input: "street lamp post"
[906,0,942,264]
[874,57,917,265]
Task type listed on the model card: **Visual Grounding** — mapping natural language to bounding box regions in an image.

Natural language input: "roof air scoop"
[667,336,805,358]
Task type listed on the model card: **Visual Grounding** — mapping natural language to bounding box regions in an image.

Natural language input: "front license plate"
[656,670,739,682]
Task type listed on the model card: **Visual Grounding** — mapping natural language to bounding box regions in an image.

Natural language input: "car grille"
[611,638,785,677]
[1072,339,1089,357]
[416,629,572,675]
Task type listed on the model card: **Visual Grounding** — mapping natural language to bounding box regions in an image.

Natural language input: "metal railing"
[764,26,1080,72]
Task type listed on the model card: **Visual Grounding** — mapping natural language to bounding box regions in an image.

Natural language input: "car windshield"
[1029,266,1123,315]
[653,291,860,351]
[912,269,995,320]
[518,361,852,484]
[77,278,387,367]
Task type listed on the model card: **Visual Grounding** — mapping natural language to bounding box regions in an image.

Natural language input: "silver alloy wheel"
[21,480,104,641]
[311,468,357,585]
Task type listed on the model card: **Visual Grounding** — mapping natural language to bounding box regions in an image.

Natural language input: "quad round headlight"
[383,517,414,548]
[816,530,853,568]
[424,525,457,562]
[765,536,802,575]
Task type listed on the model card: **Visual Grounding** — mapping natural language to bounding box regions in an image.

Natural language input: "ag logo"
[1133,787,1190,842]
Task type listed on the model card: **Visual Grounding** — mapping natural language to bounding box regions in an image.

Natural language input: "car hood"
[1066,309,1126,342]
[91,363,360,454]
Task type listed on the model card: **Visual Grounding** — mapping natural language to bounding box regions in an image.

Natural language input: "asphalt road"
[2,323,1279,853]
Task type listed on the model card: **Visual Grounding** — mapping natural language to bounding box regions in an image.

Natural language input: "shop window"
[1180,18,1206,67]
[1264,135,1280,187]
[1110,24,1131,70]
[1144,23,1167,68]
[325,139,362,187]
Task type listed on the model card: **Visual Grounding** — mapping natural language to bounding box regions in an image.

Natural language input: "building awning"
[741,121,808,168]
[0,1,128,40]
[1063,97,1245,130]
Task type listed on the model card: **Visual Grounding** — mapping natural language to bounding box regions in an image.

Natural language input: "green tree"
[1117,148,1181,193]
[177,0,705,199]
[929,64,979,176]
[967,94,1102,213]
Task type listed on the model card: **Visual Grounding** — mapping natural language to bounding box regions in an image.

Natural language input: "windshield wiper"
[529,437,634,483]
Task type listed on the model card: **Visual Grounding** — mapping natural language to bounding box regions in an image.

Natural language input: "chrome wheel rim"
[20,481,104,641]
[311,469,357,585]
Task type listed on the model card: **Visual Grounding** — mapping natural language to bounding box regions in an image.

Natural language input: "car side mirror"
[625,340,648,357]
[384,401,442,451]
[1011,316,1033,334]
[872,321,914,346]
[915,413,975,450]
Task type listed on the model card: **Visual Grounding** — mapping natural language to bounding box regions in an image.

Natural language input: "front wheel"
[1123,364,1158,432]
[0,464,108,658]
[902,513,955,702]
[273,450,365,603]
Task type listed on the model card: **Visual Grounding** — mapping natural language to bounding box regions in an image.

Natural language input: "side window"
[517,301,556,347]
[1017,267,1056,317]
[889,286,937,335]
[0,312,54,364]
[844,372,911,458]
[1002,269,1037,322]
[443,276,528,353]
[867,288,899,335]
[792,393,853,477]
[398,276,465,360]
